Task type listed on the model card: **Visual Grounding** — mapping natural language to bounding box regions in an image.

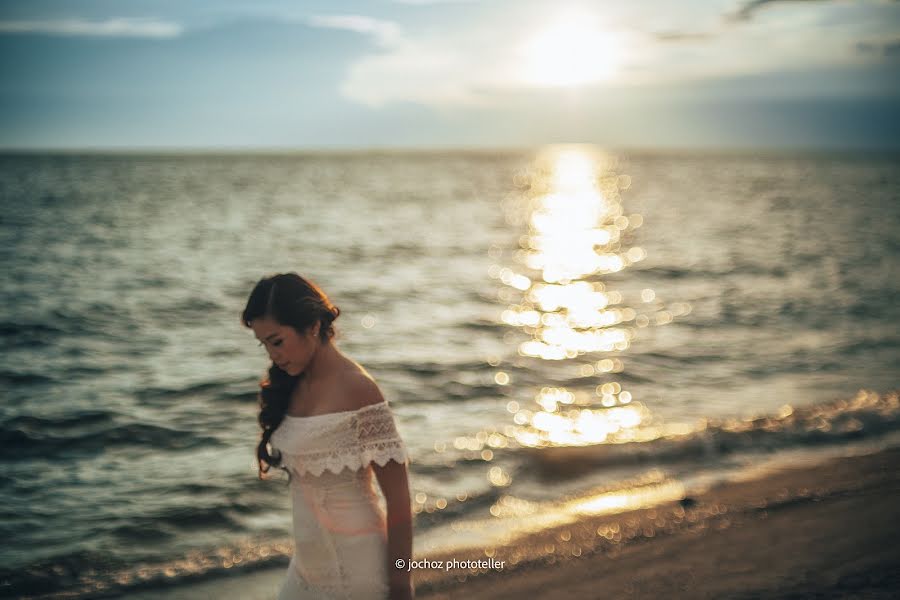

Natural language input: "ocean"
[1,146,898,598]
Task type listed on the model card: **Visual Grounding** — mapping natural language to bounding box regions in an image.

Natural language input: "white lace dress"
[269,400,409,600]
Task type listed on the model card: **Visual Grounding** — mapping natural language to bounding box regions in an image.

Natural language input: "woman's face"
[250,315,320,376]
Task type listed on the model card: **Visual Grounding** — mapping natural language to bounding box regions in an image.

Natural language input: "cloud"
[726,0,899,23]
[658,0,835,42]
[0,17,183,38]
[307,14,401,47]
[857,37,900,56]
[313,3,895,110]
[727,0,828,23]
[390,0,478,4]
[315,9,642,109]
[307,13,512,108]
[338,39,503,108]
[657,0,891,46]
[653,30,716,42]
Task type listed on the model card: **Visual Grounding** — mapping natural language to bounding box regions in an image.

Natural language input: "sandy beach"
[413,446,900,599]
[133,444,900,600]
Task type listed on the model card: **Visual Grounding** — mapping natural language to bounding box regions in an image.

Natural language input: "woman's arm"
[374,458,414,600]
[352,375,415,599]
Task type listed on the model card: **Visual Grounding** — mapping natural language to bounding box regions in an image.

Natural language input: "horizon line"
[2,142,899,156]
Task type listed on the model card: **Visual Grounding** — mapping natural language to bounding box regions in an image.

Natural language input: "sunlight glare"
[518,12,621,87]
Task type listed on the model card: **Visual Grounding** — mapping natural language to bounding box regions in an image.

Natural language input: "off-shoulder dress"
[269,400,409,600]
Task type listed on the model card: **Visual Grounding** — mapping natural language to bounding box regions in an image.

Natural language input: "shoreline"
[414,445,900,599]
[118,443,900,599]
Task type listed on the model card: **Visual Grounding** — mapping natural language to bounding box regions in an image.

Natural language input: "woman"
[241,273,414,600]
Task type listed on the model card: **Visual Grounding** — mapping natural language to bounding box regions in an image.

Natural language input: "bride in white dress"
[242,273,414,600]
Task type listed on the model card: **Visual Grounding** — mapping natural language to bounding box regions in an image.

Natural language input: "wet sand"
[413,446,900,599]
[134,445,900,599]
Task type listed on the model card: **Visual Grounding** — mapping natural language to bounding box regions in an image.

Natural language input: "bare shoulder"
[342,366,386,410]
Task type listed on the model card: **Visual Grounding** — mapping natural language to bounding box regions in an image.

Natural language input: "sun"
[517,12,622,88]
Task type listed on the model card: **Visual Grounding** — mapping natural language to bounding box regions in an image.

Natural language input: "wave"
[374,359,497,377]
[142,297,225,327]
[2,410,115,430]
[108,502,255,542]
[0,539,292,600]
[517,389,900,476]
[0,370,57,385]
[412,486,503,530]
[458,318,507,333]
[135,380,232,403]
[0,420,224,459]
[45,305,133,339]
[125,376,270,411]
[2,480,506,600]
[628,263,788,281]
[0,321,67,348]
[625,249,894,282]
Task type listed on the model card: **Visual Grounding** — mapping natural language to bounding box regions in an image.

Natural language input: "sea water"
[1,147,898,598]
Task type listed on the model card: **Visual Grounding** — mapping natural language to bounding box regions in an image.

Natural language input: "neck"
[304,337,341,382]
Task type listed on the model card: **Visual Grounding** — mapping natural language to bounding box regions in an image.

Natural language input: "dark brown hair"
[241,273,340,479]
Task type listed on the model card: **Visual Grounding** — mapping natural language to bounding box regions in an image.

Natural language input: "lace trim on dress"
[273,401,409,477]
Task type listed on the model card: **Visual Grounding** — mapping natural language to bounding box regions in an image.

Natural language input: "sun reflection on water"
[416,146,693,528]
[489,145,688,451]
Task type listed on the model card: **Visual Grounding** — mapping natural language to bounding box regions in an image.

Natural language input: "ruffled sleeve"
[355,401,409,469]
[270,401,409,477]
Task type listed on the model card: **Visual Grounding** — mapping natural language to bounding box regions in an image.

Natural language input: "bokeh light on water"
[490,145,689,449]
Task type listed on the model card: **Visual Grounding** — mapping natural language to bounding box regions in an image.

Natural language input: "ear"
[310,321,321,339]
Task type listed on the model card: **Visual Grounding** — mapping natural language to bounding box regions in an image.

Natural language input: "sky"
[0,0,899,150]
